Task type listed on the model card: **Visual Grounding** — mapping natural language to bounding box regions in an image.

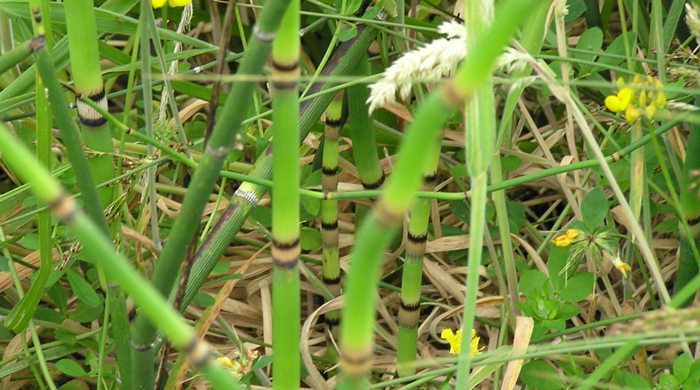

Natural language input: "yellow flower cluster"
[151,0,191,8]
[604,76,666,123]
[552,229,580,247]
[440,328,484,356]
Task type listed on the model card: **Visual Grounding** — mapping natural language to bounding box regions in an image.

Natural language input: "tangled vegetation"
[1,0,700,388]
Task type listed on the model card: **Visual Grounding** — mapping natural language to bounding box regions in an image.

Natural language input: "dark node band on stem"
[322,274,341,286]
[322,166,340,176]
[399,300,420,312]
[325,117,344,128]
[77,90,108,127]
[321,220,338,231]
[423,172,438,186]
[30,35,46,52]
[361,173,385,190]
[272,238,301,269]
[32,8,42,23]
[688,216,700,225]
[611,152,622,162]
[270,60,299,90]
[407,233,427,245]
[340,349,372,375]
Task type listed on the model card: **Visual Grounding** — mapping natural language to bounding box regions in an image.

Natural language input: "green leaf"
[673,353,692,382]
[560,272,594,302]
[597,32,637,69]
[300,227,322,251]
[574,27,603,73]
[66,270,101,308]
[519,270,548,298]
[337,25,358,42]
[564,0,587,22]
[581,187,608,229]
[520,360,564,390]
[56,359,89,378]
[657,372,681,390]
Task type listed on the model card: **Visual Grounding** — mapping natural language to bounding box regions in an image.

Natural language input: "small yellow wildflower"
[440,328,484,356]
[216,356,235,369]
[611,255,632,278]
[604,76,666,123]
[151,0,191,8]
[552,229,580,247]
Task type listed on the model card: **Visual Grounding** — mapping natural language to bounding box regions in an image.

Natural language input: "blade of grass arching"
[661,0,686,55]
[64,0,114,208]
[0,123,242,390]
[578,341,639,390]
[455,0,496,385]
[179,22,379,312]
[396,128,443,377]
[348,55,385,189]
[338,1,541,387]
[270,1,301,386]
[320,92,344,353]
[3,8,52,334]
[129,0,291,386]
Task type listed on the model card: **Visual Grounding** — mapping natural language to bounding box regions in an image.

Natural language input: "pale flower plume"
[686,3,700,44]
[367,20,526,113]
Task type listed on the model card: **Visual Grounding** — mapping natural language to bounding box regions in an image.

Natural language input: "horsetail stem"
[0,123,241,390]
[28,2,109,234]
[129,0,291,383]
[396,129,443,377]
[0,37,42,75]
[270,0,301,386]
[349,55,385,189]
[321,92,344,340]
[338,0,540,386]
[179,22,379,312]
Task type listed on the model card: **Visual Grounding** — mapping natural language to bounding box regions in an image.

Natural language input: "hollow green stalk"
[0,123,240,390]
[337,1,539,387]
[320,92,344,342]
[64,0,114,208]
[396,129,443,377]
[456,1,496,386]
[0,38,42,75]
[348,55,384,189]
[129,0,291,385]
[28,3,109,234]
[179,22,379,311]
[270,1,301,387]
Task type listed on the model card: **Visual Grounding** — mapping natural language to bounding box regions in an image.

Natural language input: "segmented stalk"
[396,130,443,377]
[179,23,379,311]
[321,93,344,339]
[348,55,385,189]
[64,0,114,207]
[270,0,301,387]
[129,1,291,384]
[337,0,539,387]
[0,38,41,75]
[0,123,241,390]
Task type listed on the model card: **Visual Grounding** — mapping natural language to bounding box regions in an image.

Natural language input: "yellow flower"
[552,229,580,247]
[216,356,235,368]
[604,76,665,123]
[151,0,191,8]
[440,328,483,356]
[611,255,631,278]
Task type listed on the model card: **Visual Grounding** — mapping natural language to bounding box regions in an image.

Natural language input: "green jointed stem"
[456,0,497,386]
[130,0,291,381]
[348,56,384,189]
[64,0,114,208]
[396,130,443,377]
[29,4,109,235]
[179,22,379,312]
[270,0,301,387]
[338,0,539,387]
[0,38,41,76]
[321,93,344,336]
[0,124,240,390]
